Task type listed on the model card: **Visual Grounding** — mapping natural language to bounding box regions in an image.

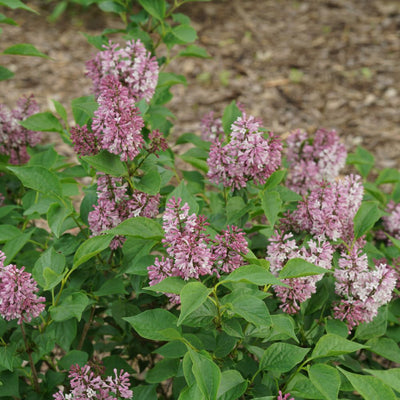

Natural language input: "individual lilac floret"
[0,251,45,324]
[70,124,99,156]
[266,231,333,314]
[277,391,294,400]
[286,128,347,194]
[86,39,159,102]
[53,363,132,400]
[211,225,248,274]
[333,246,397,332]
[0,95,40,164]
[200,111,224,142]
[88,174,160,249]
[207,112,282,190]
[286,174,364,244]
[92,75,144,162]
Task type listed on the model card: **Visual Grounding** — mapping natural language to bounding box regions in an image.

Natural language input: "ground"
[1,0,400,169]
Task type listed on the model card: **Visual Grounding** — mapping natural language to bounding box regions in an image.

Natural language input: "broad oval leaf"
[73,234,113,268]
[3,43,49,58]
[279,258,329,279]
[81,151,127,177]
[312,334,366,359]
[309,364,340,400]
[353,201,384,239]
[110,216,163,240]
[221,264,284,287]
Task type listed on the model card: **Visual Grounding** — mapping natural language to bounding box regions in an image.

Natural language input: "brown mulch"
[1,0,400,169]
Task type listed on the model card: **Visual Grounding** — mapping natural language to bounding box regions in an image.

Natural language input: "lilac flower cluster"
[86,39,159,102]
[267,232,334,314]
[53,364,132,400]
[286,174,364,243]
[91,75,145,161]
[0,251,45,324]
[200,111,224,142]
[88,174,160,249]
[286,128,347,194]
[334,246,396,332]
[207,113,282,189]
[70,124,98,157]
[0,95,40,164]
[381,201,400,240]
[148,198,248,302]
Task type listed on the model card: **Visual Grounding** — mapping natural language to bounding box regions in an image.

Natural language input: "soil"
[1,0,400,169]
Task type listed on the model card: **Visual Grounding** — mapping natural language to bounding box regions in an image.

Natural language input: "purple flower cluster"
[148,198,248,302]
[0,95,40,164]
[70,124,98,157]
[207,112,282,189]
[286,128,347,194]
[53,364,132,400]
[287,175,364,243]
[267,232,334,314]
[88,174,160,249]
[86,39,159,102]
[0,251,45,324]
[91,75,145,161]
[381,201,400,240]
[334,246,396,332]
[200,111,224,142]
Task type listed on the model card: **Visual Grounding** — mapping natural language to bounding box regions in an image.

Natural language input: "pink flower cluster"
[200,111,224,142]
[334,246,396,332]
[91,75,145,161]
[70,124,98,157]
[266,232,334,314]
[286,175,364,243]
[0,95,40,164]
[148,198,248,301]
[86,39,159,102]
[381,201,400,240]
[88,174,160,249]
[0,251,45,324]
[207,112,282,189]
[286,128,347,194]
[53,363,132,400]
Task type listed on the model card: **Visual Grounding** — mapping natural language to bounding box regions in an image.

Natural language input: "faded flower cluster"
[0,95,41,164]
[86,39,159,102]
[334,246,396,332]
[286,128,347,194]
[267,232,334,314]
[88,173,160,249]
[0,251,45,324]
[207,112,282,189]
[148,197,248,302]
[53,364,132,400]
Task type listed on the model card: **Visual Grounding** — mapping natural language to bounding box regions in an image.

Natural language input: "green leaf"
[376,168,400,185]
[221,264,284,287]
[176,132,210,150]
[179,45,210,58]
[50,292,89,322]
[3,43,49,58]
[366,337,400,363]
[58,350,88,370]
[261,190,281,226]
[97,0,125,13]
[354,305,387,340]
[0,13,17,25]
[0,65,14,80]
[311,334,366,359]
[33,247,66,290]
[167,181,199,214]
[346,146,375,178]
[135,167,161,195]
[2,230,32,263]
[73,234,113,268]
[230,295,271,327]
[81,151,128,177]
[52,100,68,123]
[47,203,71,238]
[326,319,348,338]
[82,32,108,50]
[353,201,384,239]
[270,314,298,343]
[124,309,180,341]
[7,166,62,195]
[0,344,18,371]
[364,368,400,393]
[138,0,165,21]
[178,282,212,326]
[279,258,328,279]
[338,367,396,400]
[146,358,180,383]
[172,25,197,43]
[0,371,19,397]
[145,276,186,295]
[0,0,37,12]
[0,224,20,242]
[222,101,242,135]
[18,111,63,132]
[157,72,187,88]
[189,349,221,400]
[93,277,128,296]
[110,216,163,240]
[309,364,340,400]
[217,370,247,400]
[71,95,98,126]
[226,196,251,224]
[260,343,310,373]
[287,374,323,399]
